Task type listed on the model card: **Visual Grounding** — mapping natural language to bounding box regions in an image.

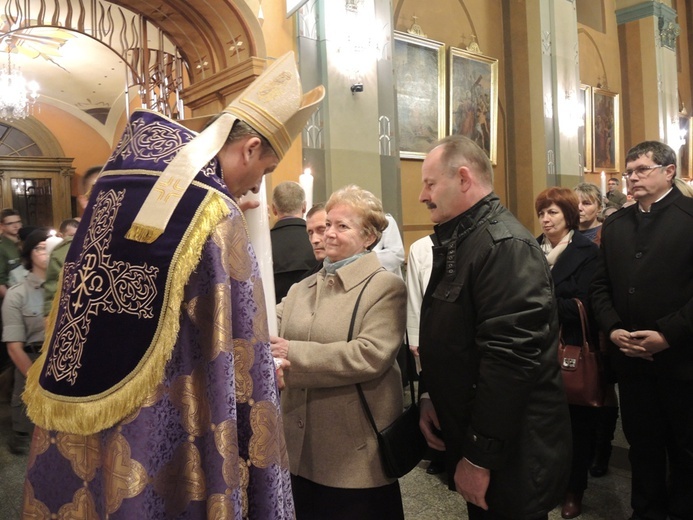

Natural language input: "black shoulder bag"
[351,273,427,478]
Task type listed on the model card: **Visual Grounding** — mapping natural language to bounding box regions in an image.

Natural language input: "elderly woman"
[271,185,407,520]
[536,187,599,519]
[2,228,49,454]
[574,182,603,243]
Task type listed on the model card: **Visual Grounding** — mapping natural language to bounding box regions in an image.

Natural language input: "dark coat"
[590,187,693,379]
[541,231,599,346]
[270,217,318,303]
[419,194,571,520]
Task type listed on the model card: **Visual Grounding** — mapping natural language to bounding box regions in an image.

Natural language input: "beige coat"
[277,252,406,488]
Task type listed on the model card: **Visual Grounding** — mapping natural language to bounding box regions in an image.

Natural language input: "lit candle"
[299,168,313,212]
[45,229,63,256]
[241,178,277,336]
[600,171,607,198]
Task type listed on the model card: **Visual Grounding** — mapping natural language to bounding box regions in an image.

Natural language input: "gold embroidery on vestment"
[109,116,190,165]
[248,400,283,469]
[56,432,102,482]
[22,479,51,519]
[187,283,231,362]
[27,426,51,469]
[252,276,269,343]
[212,215,252,281]
[56,487,99,520]
[170,366,211,437]
[153,441,206,517]
[215,419,240,489]
[207,493,236,519]
[45,189,159,385]
[103,432,148,514]
[233,338,254,403]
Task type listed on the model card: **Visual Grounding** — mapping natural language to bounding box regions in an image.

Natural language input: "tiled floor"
[0,391,633,520]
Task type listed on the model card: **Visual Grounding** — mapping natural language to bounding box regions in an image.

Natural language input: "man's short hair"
[227,120,276,159]
[0,208,19,223]
[59,218,80,234]
[272,181,305,215]
[607,177,620,185]
[81,166,102,195]
[306,202,325,219]
[433,135,494,188]
[625,141,677,168]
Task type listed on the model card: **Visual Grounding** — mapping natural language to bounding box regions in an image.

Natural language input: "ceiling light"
[0,50,39,120]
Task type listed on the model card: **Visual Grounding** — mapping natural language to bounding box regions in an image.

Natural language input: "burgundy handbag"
[557,299,605,407]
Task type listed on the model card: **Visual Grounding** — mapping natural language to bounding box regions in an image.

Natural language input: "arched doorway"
[0,119,73,227]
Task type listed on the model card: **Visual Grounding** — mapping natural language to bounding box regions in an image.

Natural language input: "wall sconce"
[339,0,381,94]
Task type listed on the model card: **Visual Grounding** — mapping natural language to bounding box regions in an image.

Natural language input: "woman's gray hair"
[325,185,388,248]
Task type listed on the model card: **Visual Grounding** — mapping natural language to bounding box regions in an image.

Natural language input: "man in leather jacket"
[417,135,571,520]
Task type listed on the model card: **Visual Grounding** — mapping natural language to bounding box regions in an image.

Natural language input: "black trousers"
[291,474,404,520]
[467,503,548,520]
[619,373,693,520]
[567,404,599,493]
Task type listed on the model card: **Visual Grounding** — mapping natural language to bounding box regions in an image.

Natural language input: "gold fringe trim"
[125,223,164,243]
[24,192,231,435]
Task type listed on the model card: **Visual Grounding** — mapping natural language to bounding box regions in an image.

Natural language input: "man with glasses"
[591,140,693,520]
[605,177,627,209]
[0,209,23,299]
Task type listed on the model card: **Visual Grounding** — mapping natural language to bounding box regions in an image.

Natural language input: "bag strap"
[572,298,591,351]
[353,272,415,438]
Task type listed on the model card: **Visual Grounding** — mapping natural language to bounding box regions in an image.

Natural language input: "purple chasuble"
[21,110,294,519]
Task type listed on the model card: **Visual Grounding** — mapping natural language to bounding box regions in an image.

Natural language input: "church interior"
[1,0,691,518]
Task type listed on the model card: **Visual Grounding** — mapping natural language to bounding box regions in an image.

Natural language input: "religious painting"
[680,115,691,178]
[580,84,593,172]
[448,46,498,164]
[394,31,445,159]
[592,88,619,173]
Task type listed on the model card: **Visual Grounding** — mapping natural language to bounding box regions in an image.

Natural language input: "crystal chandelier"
[0,49,40,120]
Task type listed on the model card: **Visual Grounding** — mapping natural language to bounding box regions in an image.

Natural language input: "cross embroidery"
[46,189,159,385]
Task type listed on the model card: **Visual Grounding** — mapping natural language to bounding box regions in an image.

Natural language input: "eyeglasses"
[622,165,667,179]
[3,220,21,226]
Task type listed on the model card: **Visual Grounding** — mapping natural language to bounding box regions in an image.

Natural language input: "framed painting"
[448,46,498,164]
[394,31,445,159]
[580,84,592,172]
[592,88,619,173]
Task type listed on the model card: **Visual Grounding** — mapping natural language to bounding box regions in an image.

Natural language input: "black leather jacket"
[420,193,571,519]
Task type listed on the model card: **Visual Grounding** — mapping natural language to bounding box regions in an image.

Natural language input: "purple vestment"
[22,110,294,519]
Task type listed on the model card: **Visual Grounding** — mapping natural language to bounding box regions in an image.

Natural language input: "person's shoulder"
[4,280,25,300]
[602,203,634,228]
[572,229,598,249]
[672,191,693,217]
[410,235,433,253]
[485,208,537,246]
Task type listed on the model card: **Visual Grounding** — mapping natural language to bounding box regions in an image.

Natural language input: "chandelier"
[0,49,40,120]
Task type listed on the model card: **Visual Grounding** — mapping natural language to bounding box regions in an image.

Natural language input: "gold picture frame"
[448,46,498,165]
[580,84,593,172]
[394,31,445,160]
[592,88,619,173]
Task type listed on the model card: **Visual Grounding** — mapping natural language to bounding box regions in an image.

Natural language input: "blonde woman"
[271,185,406,520]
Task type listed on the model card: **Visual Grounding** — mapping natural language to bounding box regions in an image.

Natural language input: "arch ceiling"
[0,0,261,140]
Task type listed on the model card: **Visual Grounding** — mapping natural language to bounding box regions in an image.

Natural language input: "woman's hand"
[273,357,291,390]
[270,336,290,359]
